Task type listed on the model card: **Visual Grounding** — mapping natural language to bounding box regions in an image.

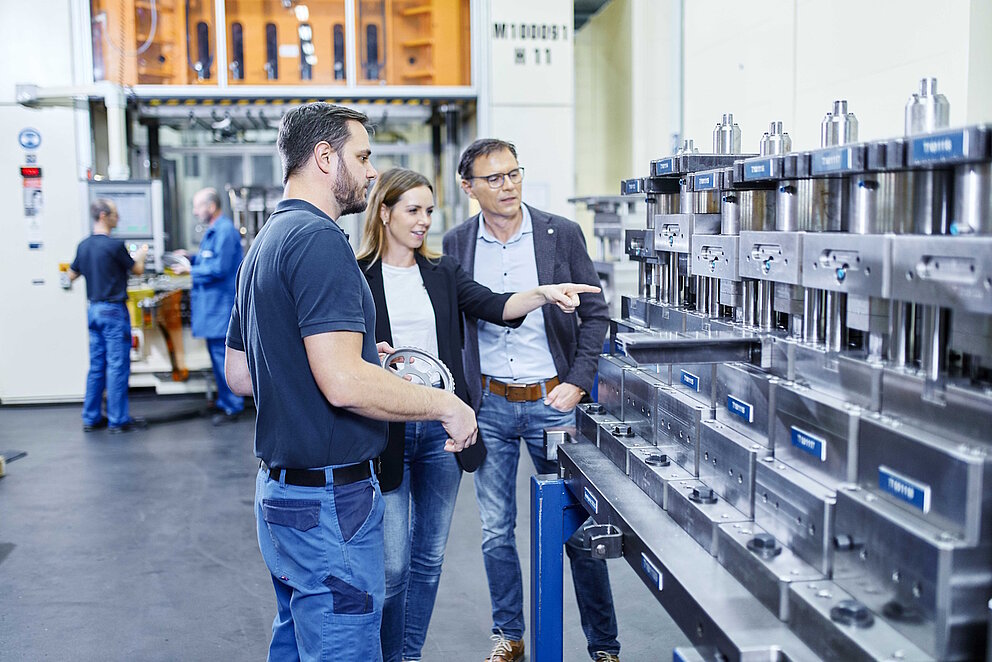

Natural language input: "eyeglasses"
[468,167,525,190]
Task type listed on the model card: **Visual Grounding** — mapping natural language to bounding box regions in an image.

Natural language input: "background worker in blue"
[223,102,479,661]
[67,199,149,434]
[172,187,244,425]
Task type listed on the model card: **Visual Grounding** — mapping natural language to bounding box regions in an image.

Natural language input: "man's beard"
[334,159,368,217]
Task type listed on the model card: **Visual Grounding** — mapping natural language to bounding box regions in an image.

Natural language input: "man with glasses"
[444,139,621,662]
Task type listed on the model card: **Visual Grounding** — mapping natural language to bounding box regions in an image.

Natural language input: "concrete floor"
[0,395,686,661]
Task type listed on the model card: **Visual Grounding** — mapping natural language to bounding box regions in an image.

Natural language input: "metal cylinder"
[912,171,952,234]
[713,113,742,155]
[645,196,657,230]
[739,189,774,231]
[759,121,792,156]
[695,276,707,314]
[653,263,663,302]
[887,302,910,367]
[776,183,799,232]
[743,280,757,327]
[906,77,950,136]
[847,176,878,234]
[721,192,741,234]
[707,277,720,318]
[919,306,951,382]
[668,255,679,307]
[803,289,824,344]
[659,257,670,304]
[757,280,774,330]
[824,291,846,352]
[952,162,992,235]
[637,261,646,298]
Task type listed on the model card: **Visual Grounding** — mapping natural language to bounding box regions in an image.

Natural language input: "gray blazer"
[442,204,610,411]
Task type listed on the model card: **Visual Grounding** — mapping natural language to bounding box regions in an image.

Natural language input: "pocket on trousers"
[321,609,379,661]
[334,481,374,543]
[323,574,373,614]
[261,498,321,531]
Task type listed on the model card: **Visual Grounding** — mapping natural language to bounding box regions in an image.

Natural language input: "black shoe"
[83,417,109,432]
[211,411,242,426]
[108,418,149,435]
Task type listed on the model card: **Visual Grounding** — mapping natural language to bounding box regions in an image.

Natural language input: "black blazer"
[359,252,523,492]
[442,204,611,411]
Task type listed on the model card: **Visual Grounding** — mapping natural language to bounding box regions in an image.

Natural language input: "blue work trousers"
[82,301,132,427]
[256,462,385,661]
[474,391,621,658]
[380,421,462,662]
[206,337,244,415]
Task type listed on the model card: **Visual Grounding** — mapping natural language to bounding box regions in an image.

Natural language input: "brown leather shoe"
[485,632,525,662]
[593,653,621,662]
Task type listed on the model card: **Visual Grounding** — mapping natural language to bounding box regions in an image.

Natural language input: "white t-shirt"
[381,262,439,357]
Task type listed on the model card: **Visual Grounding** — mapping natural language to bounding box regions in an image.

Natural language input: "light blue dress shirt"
[474,205,558,383]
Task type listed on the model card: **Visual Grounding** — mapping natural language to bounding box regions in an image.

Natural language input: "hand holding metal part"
[380,347,455,393]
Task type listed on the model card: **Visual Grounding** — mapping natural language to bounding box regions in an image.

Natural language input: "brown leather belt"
[482,375,560,402]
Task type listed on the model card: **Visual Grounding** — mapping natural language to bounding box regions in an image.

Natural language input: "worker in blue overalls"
[173,188,245,425]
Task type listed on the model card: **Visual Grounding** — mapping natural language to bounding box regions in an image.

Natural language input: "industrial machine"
[569,195,642,318]
[549,80,992,660]
[89,0,471,87]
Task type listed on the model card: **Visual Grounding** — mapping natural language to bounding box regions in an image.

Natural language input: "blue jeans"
[206,337,244,415]
[475,392,620,658]
[255,461,385,661]
[381,421,461,662]
[82,302,132,427]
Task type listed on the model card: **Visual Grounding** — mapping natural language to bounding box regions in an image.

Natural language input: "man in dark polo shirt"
[223,103,478,660]
[68,199,149,434]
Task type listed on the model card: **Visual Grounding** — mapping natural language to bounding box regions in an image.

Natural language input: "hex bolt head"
[746,532,783,559]
[689,486,717,504]
[830,599,875,628]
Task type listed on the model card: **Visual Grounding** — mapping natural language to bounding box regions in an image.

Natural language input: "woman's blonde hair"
[356,167,441,265]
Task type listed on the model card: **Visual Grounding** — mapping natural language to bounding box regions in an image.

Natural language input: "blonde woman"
[357,168,597,662]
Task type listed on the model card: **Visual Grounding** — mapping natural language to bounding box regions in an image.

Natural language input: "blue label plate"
[583,487,599,514]
[744,158,774,181]
[726,395,753,423]
[790,426,826,462]
[695,173,717,190]
[680,370,700,392]
[812,148,851,174]
[640,553,663,591]
[878,465,931,513]
[910,129,966,164]
[653,158,674,175]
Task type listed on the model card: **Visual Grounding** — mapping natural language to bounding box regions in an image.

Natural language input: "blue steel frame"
[530,473,587,662]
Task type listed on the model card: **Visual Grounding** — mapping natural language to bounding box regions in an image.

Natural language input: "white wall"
[682,0,983,153]
[483,0,575,221]
[0,0,90,402]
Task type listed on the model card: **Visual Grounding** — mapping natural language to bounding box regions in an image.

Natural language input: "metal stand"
[530,474,586,662]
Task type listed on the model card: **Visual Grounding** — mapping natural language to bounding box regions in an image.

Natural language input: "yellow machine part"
[126,286,156,328]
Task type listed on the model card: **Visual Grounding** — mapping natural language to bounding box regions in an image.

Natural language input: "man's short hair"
[198,187,223,210]
[90,198,115,222]
[277,103,373,184]
[457,139,518,180]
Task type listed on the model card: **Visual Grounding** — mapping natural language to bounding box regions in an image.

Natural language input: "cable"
[101,0,159,57]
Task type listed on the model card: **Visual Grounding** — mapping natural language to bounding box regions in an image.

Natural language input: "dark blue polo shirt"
[226,199,386,469]
[69,234,134,303]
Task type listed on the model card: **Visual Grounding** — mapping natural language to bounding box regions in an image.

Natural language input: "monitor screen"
[88,182,153,238]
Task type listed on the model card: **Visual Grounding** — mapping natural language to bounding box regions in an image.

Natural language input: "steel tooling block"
[656,386,711,477]
[691,233,741,281]
[654,213,721,254]
[557,441,822,661]
[771,381,860,487]
[717,522,823,622]
[622,368,665,444]
[596,354,628,420]
[788,580,934,662]
[667,479,750,557]
[575,403,618,447]
[646,302,688,332]
[881,366,992,442]
[832,487,992,660]
[801,232,891,297]
[598,421,650,476]
[890,235,992,315]
[739,231,803,286]
[857,413,992,545]
[615,329,762,366]
[628,446,695,511]
[791,344,882,412]
[715,362,775,446]
[754,457,837,577]
[699,420,768,518]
